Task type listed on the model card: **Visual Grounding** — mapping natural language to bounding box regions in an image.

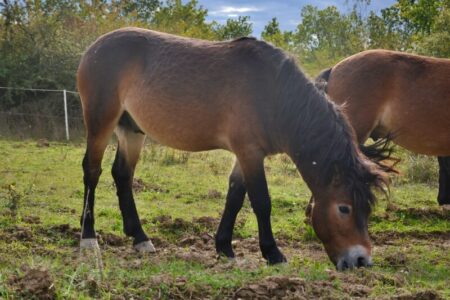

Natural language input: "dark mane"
[275,58,388,229]
[232,36,257,42]
[314,68,332,93]
[360,134,400,174]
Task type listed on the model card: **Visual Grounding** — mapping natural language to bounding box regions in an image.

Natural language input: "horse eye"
[338,205,351,214]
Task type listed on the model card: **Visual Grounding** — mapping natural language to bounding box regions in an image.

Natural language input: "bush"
[404,154,438,185]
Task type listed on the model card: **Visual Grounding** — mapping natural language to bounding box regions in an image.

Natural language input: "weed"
[404,154,438,185]
[160,149,190,165]
[302,224,319,242]
[0,140,448,299]
[6,184,21,216]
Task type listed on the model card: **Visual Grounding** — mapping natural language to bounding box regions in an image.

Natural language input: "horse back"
[326,49,450,155]
[77,28,282,153]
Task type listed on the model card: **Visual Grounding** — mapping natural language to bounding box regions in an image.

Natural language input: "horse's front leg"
[216,160,247,258]
[236,151,286,264]
[437,156,450,209]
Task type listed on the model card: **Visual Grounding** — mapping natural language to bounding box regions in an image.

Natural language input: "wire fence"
[0,87,84,141]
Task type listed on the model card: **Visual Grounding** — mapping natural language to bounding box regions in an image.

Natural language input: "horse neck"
[275,71,355,189]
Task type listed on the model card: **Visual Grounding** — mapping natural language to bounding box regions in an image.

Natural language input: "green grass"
[0,139,448,299]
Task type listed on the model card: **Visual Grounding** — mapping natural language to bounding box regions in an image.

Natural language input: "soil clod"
[8,266,55,300]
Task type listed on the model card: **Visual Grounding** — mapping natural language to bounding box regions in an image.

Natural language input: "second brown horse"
[77,28,388,270]
[316,50,450,207]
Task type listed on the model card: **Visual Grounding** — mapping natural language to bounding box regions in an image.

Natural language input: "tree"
[294,5,365,59]
[396,0,442,34]
[114,0,160,23]
[151,0,215,39]
[213,16,252,40]
[417,3,450,57]
[366,7,413,50]
[261,17,291,49]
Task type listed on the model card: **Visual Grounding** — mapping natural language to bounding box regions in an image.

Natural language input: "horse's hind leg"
[112,125,155,252]
[216,160,247,258]
[81,130,115,248]
[437,156,450,207]
[80,88,122,248]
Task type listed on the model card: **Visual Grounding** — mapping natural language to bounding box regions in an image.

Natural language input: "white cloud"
[211,5,263,16]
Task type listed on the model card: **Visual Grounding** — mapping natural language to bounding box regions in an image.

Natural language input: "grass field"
[0,139,448,299]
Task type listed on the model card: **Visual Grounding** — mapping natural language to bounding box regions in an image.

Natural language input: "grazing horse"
[315,50,450,208]
[77,28,388,270]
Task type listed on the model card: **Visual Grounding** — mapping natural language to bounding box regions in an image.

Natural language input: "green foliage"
[294,5,365,60]
[151,0,215,39]
[0,0,448,113]
[261,18,292,49]
[404,154,439,185]
[214,16,253,40]
[5,184,21,216]
[416,4,450,57]
[396,0,442,34]
[366,10,411,50]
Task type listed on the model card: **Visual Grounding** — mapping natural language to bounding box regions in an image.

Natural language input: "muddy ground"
[1,212,448,299]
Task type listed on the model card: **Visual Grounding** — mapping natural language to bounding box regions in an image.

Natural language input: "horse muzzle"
[336,245,373,271]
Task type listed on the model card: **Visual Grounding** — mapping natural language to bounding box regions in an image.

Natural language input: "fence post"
[63,89,70,141]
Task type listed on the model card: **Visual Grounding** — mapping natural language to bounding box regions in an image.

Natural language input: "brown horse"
[315,50,450,208]
[77,27,388,270]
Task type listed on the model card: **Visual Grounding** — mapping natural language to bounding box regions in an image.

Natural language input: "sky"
[200,0,398,37]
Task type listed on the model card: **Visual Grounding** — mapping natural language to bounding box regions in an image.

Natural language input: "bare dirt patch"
[193,216,219,230]
[8,265,55,300]
[390,290,443,300]
[233,275,350,299]
[133,178,169,193]
[36,139,50,148]
[205,189,222,199]
[371,230,450,245]
[384,252,408,266]
[151,214,222,236]
[385,203,449,218]
[22,215,42,224]
[2,225,34,242]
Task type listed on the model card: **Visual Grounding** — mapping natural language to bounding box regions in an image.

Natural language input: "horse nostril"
[342,260,349,270]
[337,259,350,271]
[357,256,366,267]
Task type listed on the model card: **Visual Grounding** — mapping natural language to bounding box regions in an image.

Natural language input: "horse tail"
[359,134,400,174]
[314,68,332,93]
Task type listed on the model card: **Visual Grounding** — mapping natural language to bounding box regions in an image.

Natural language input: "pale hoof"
[441,204,450,211]
[134,240,156,253]
[80,238,100,249]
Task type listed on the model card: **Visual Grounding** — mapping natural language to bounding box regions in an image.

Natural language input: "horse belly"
[380,100,450,156]
[124,97,229,152]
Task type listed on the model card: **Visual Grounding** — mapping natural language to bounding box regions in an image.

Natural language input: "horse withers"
[77,28,389,270]
[315,50,450,209]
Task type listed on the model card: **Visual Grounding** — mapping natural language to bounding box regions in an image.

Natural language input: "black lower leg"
[245,166,286,264]
[253,203,286,264]
[112,148,148,245]
[80,153,100,239]
[216,170,246,258]
[437,157,450,205]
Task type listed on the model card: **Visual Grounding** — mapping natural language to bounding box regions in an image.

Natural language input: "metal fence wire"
[0,87,84,140]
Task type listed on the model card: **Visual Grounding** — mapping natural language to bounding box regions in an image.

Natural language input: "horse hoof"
[217,253,236,262]
[267,255,288,265]
[441,204,450,211]
[134,240,156,253]
[80,238,100,249]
